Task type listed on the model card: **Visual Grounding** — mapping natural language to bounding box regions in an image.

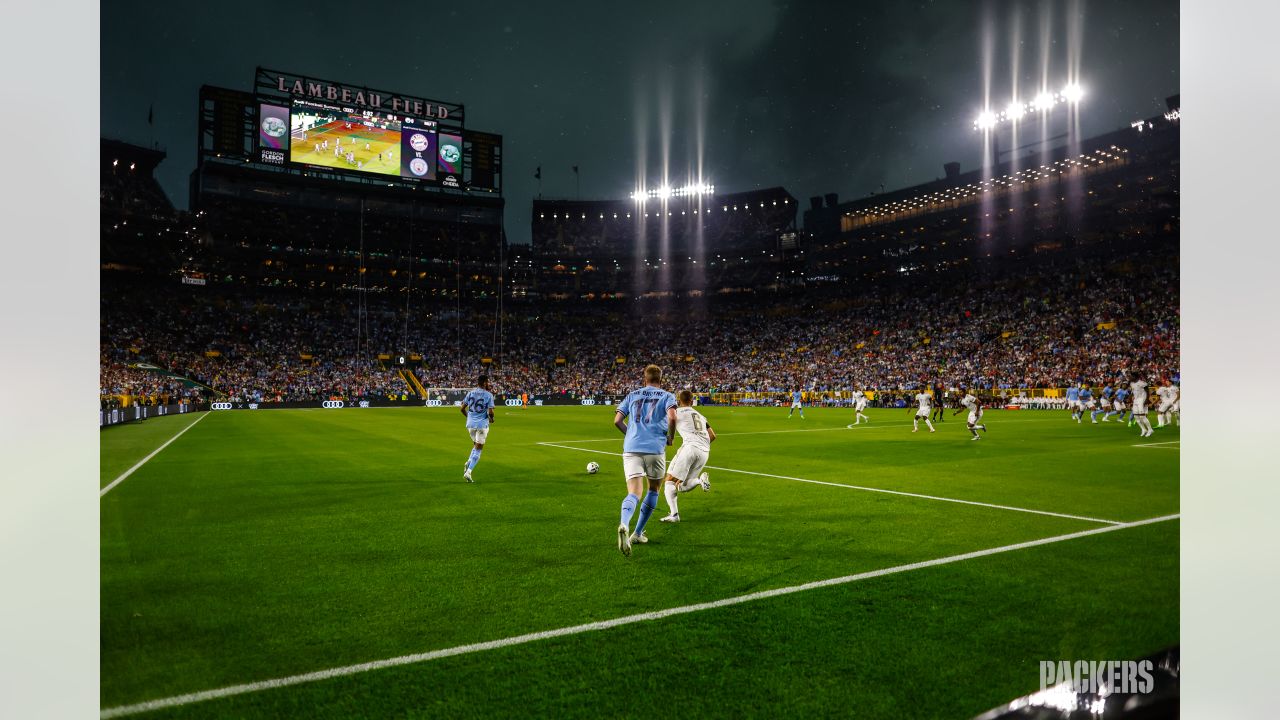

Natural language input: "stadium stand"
[100,116,1178,407]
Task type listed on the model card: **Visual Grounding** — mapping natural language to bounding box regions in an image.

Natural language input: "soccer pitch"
[100,406,1179,718]
[289,121,400,176]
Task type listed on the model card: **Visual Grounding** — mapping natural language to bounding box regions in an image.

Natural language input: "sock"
[926,420,935,432]
[969,426,978,437]
[913,418,920,430]
[620,493,639,528]
[465,448,482,470]
[679,477,701,492]
[633,490,659,535]
[664,483,679,516]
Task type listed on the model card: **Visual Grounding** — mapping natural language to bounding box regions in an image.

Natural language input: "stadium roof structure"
[804,107,1179,240]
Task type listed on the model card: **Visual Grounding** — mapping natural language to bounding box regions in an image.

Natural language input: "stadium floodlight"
[974,81,1085,130]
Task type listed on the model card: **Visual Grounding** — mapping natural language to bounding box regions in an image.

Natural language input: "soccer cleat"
[629,531,648,544]
[912,428,919,433]
[618,524,632,557]
[930,429,936,433]
[971,435,981,441]
[660,513,680,523]
[699,472,711,492]
[463,467,473,483]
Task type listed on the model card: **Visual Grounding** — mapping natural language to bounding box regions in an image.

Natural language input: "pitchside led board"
[256,99,456,184]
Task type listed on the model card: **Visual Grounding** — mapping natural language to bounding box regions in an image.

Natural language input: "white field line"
[1132,440,1180,449]
[100,412,210,497]
[99,513,1178,719]
[537,441,1123,525]
[533,416,1065,445]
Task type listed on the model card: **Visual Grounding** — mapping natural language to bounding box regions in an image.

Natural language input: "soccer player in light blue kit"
[788,389,805,419]
[1065,384,1081,422]
[460,375,495,483]
[1094,385,1114,423]
[613,364,677,557]
[1078,385,1093,424]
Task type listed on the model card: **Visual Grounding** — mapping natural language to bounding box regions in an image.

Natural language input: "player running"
[1079,385,1094,424]
[1109,385,1129,423]
[1065,384,1081,422]
[1094,385,1114,423]
[788,389,805,419]
[853,391,870,424]
[660,390,714,524]
[953,388,987,440]
[1128,374,1155,437]
[614,364,678,557]
[460,375,495,482]
[912,389,936,433]
[1156,381,1179,428]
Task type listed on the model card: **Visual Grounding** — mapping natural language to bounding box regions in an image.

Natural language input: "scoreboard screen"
[285,99,437,181]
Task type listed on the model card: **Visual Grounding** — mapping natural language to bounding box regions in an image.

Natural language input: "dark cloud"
[102,0,1178,244]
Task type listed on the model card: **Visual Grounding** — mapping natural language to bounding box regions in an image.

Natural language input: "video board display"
[285,99,437,181]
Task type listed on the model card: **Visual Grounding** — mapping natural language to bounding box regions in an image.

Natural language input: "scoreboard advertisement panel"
[235,69,501,193]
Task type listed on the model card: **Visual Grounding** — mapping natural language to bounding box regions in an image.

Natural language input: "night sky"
[101,0,1178,245]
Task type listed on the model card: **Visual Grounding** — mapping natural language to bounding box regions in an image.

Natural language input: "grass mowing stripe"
[98,513,1177,719]
[536,441,1124,525]
[100,412,210,497]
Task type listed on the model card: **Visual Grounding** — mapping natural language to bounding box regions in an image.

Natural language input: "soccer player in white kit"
[953,388,987,440]
[1156,381,1179,428]
[853,392,870,425]
[911,390,936,433]
[660,390,714,523]
[1128,375,1155,437]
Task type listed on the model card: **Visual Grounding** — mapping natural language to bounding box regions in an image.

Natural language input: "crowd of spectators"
[101,244,1178,403]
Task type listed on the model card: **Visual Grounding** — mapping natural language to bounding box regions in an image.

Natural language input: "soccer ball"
[586,462,600,474]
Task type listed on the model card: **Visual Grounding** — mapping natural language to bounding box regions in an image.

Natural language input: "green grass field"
[100,406,1179,718]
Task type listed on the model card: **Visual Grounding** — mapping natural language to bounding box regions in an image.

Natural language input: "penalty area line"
[100,412,210,497]
[98,513,1178,719]
[536,442,1124,525]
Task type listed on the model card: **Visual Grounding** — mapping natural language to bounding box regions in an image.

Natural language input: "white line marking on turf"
[536,441,1123,525]
[100,412,210,498]
[1132,440,1180,449]
[98,513,1178,719]
[535,416,1063,445]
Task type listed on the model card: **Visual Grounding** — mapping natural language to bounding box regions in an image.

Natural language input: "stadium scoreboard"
[199,68,501,194]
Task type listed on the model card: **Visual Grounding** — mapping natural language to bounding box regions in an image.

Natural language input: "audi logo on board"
[322,401,345,409]
[505,399,524,407]
[580,398,596,406]
[211,402,233,410]
[426,399,443,407]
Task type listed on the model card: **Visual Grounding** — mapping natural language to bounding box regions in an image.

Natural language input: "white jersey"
[855,395,868,411]
[915,393,932,412]
[1130,380,1148,407]
[673,406,712,453]
[960,394,979,412]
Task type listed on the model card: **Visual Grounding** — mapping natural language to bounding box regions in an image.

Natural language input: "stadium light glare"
[1062,83,1084,103]
[1006,102,1026,120]
[975,111,997,130]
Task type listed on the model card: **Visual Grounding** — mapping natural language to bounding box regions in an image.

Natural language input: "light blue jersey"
[617,386,677,455]
[792,390,803,403]
[462,388,495,429]
[1079,387,1092,401]
[1102,386,1114,400]
[1066,387,1080,402]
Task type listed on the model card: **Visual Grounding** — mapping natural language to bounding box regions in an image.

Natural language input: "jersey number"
[634,398,661,421]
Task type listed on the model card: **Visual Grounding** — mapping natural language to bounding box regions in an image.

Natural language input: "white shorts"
[1157,401,1173,413]
[1100,399,1112,409]
[1171,401,1179,412]
[1132,402,1148,415]
[1085,400,1097,409]
[967,409,983,424]
[622,452,666,481]
[667,446,708,482]
[856,404,867,412]
[1113,401,1126,411]
[915,410,931,418]
[791,401,803,409]
[467,427,490,444]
